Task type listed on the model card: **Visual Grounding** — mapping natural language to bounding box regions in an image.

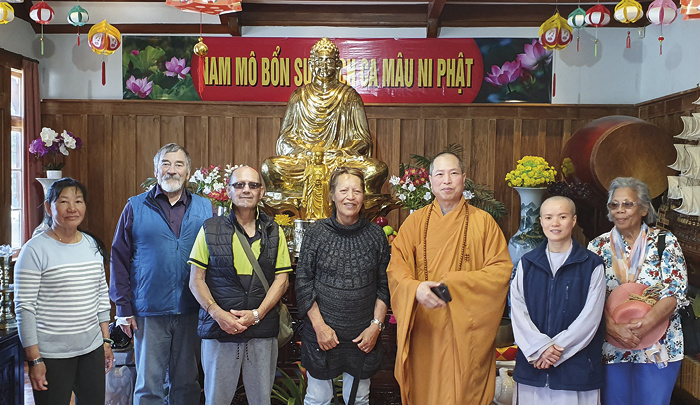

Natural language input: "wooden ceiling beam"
[427,0,446,38]
[220,13,242,36]
[39,23,232,35]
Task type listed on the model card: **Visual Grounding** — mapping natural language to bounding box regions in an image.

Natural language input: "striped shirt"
[14,232,110,358]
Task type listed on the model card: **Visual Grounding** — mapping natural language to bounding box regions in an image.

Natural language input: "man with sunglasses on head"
[188,166,292,405]
[109,143,213,405]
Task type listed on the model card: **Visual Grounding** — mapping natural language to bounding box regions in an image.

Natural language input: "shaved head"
[541,196,576,216]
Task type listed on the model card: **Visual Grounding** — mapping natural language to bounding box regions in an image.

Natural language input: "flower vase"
[45,170,63,179]
[216,206,230,217]
[507,187,547,268]
[32,177,61,237]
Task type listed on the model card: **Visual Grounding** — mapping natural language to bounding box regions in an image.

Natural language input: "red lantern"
[29,1,54,55]
[29,1,53,24]
[585,4,611,27]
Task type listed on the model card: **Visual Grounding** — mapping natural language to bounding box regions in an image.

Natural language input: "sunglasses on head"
[607,201,639,210]
[230,181,262,190]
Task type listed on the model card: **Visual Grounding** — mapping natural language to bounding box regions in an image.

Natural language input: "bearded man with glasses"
[188,166,292,405]
[110,143,213,405]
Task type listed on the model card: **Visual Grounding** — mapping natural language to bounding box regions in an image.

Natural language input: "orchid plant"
[28,127,83,171]
[189,164,240,209]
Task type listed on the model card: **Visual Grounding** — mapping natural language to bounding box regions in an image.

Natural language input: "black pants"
[32,345,105,405]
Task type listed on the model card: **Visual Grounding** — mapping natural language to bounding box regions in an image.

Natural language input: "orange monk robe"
[387,199,513,405]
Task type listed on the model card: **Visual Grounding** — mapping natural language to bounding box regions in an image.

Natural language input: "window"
[10,68,23,249]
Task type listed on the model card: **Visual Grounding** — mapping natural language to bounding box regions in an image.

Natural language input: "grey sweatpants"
[201,337,278,405]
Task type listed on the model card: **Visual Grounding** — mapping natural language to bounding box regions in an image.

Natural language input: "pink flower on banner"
[484,60,522,87]
[126,75,153,98]
[517,39,553,71]
[164,57,191,80]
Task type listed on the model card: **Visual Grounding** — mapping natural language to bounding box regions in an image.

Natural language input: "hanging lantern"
[680,0,700,20]
[165,0,242,14]
[29,1,54,24]
[614,0,644,23]
[0,3,14,24]
[88,20,121,86]
[585,4,611,26]
[29,1,54,55]
[647,0,678,55]
[567,7,587,52]
[539,12,573,50]
[67,5,89,46]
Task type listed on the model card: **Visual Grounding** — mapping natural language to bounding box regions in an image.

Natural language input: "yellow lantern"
[0,3,14,24]
[88,20,121,85]
[614,0,644,23]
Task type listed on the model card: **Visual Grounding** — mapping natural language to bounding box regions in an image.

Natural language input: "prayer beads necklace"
[421,199,470,281]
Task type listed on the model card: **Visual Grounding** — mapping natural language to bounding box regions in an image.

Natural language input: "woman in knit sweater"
[14,178,113,405]
[296,167,391,405]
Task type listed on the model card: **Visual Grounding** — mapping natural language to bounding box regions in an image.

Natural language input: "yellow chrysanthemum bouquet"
[505,156,557,188]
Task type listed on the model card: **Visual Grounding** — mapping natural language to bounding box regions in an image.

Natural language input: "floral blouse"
[588,227,688,364]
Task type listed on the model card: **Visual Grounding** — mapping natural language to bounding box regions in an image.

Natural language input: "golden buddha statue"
[261,38,388,198]
[301,148,331,220]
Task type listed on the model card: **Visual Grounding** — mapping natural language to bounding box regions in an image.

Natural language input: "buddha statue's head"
[310,38,342,82]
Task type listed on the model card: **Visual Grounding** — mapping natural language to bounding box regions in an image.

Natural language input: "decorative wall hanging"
[567,7,587,51]
[88,20,121,85]
[67,5,89,46]
[539,12,573,50]
[585,4,611,56]
[647,0,678,54]
[680,0,700,20]
[29,1,55,55]
[0,2,14,24]
[614,0,643,48]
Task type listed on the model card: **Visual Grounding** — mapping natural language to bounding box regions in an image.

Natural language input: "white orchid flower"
[424,192,433,200]
[40,127,58,146]
[407,183,416,192]
[389,176,401,186]
[463,190,475,200]
[62,131,77,149]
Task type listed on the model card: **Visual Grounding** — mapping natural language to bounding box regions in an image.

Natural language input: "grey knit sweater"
[296,215,390,380]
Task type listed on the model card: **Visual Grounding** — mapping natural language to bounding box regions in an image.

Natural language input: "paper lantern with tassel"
[614,0,643,48]
[193,36,208,96]
[680,0,700,20]
[67,5,89,46]
[647,0,678,55]
[88,20,121,86]
[29,1,54,55]
[0,2,14,24]
[567,7,587,52]
[539,12,573,50]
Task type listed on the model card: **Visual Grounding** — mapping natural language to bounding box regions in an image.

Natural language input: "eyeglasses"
[230,182,262,190]
[607,201,639,210]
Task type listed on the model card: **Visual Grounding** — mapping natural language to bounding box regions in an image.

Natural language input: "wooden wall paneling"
[160,115,186,147]
[111,115,137,232]
[86,114,108,251]
[423,118,447,159]
[398,118,421,224]
[233,117,257,167]
[207,116,232,167]
[256,117,280,166]
[494,118,516,232]
[544,119,563,171]
[469,119,490,186]
[184,115,210,169]
[135,115,161,188]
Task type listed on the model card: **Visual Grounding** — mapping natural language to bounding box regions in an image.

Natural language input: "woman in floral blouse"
[588,177,687,405]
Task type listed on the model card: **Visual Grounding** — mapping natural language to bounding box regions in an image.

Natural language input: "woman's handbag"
[234,227,294,348]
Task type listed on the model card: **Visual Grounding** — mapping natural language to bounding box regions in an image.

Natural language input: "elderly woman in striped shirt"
[14,177,113,405]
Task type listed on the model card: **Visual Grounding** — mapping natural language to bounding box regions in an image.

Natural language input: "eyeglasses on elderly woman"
[607,201,640,210]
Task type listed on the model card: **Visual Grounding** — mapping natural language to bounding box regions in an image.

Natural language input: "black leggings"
[32,345,105,405]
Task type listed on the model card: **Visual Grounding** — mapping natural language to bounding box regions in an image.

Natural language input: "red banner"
[191,37,484,103]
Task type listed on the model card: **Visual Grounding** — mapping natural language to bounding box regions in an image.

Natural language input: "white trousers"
[304,372,370,405]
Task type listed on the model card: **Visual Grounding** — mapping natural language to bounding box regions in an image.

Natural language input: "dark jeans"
[32,345,105,405]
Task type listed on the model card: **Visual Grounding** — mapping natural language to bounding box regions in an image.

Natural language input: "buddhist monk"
[261,37,388,195]
[386,152,513,405]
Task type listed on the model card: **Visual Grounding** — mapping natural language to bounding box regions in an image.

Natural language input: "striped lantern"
[647,0,678,55]
[0,2,14,24]
[567,7,587,52]
[614,0,644,23]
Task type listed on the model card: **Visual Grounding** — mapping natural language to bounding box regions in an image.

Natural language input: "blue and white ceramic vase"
[507,187,547,268]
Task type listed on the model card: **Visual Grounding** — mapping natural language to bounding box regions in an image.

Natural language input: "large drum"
[561,115,676,198]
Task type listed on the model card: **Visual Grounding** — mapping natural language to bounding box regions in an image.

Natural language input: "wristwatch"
[28,357,44,367]
[252,309,261,325]
[370,318,385,331]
